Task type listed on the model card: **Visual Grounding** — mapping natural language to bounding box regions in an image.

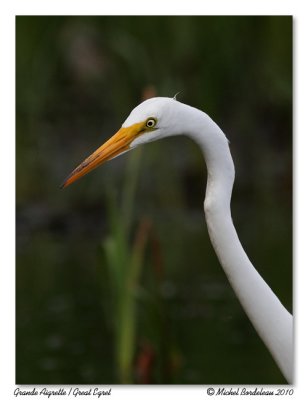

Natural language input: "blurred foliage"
[16,16,292,384]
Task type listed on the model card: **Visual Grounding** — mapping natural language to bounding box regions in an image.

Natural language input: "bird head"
[61,97,183,188]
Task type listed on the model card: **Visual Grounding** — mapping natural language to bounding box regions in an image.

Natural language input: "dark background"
[16,16,292,384]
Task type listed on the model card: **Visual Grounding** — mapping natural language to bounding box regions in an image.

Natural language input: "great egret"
[62,97,293,383]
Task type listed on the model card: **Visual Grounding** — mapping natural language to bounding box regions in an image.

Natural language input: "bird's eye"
[146,118,157,128]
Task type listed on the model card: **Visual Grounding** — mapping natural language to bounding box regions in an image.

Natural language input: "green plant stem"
[121,147,143,238]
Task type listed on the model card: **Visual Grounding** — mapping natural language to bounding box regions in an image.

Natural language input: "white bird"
[62,97,293,382]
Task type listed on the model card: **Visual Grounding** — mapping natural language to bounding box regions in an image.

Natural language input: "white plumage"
[63,97,293,382]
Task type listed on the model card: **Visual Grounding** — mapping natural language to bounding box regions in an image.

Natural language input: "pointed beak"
[61,121,144,188]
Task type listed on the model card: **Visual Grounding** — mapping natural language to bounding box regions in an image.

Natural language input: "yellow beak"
[61,121,145,188]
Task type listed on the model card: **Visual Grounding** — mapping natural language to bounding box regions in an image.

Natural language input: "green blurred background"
[16,16,292,384]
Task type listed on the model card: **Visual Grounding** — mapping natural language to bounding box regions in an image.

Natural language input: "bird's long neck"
[184,108,293,382]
